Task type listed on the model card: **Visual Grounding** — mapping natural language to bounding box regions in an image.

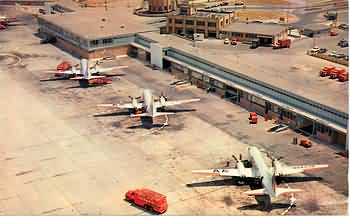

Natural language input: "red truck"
[320,66,335,77]
[273,39,291,49]
[125,188,168,214]
[330,67,346,79]
[338,72,348,82]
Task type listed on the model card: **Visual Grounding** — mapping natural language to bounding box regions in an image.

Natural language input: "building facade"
[166,10,235,38]
[148,0,176,13]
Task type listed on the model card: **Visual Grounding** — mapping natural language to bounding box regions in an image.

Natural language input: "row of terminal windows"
[90,38,113,46]
[172,19,215,27]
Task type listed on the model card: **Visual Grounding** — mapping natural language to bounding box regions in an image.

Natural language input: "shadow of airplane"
[127,123,168,130]
[276,176,323,184]
[238,203,295,211]
[93,111,130,117]
[40,77,73,82]
[161,108,197,113]
[186,179,241,187]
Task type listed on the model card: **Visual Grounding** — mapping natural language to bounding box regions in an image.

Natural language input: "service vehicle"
[320,66,335,77]
[125,188,168,214]
[330,67,346,79]
[273,39,291,49]
[338,72,348,82]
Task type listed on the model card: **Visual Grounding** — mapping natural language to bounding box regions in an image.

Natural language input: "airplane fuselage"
[248,147,275,198]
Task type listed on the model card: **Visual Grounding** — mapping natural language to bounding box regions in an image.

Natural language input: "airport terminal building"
[37,10,348,149]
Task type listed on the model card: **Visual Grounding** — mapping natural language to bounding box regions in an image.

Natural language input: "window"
[208,22,216,27]
[102,38,113,44]
[175,19,183,24]
[197,21,205,26]
[186,20,194,25]
[90,40,99,46]
[251,96,265,107]
[164,6,168,10]
[226,19,229,24]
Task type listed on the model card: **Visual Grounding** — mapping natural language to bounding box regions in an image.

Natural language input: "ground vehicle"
[250,39,260,49]
[318,48,327,53]
[344,55,349,61]
[329,31,338,36]
[273,39,291,49]
[125,189,168,214]
[335,53,345,58]
[338,72,348,82]
[338,39,348,48]
[324,11,337,20]
[320,66,335,77]
[309,46,320,53]
[328,50,337,57]
[230,38,237,45]
[224,38,230,44]
[330,67,346,79]
[234,1,244,5]
[338,23,349,30]
[0,24,5,30]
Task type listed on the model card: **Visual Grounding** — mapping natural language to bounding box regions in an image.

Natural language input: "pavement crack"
[41,207,65,214]
[15,169,35,176]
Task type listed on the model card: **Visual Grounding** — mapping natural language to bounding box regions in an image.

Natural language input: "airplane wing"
[47,70,74,74]
[243,187,303,196]
[192,168,257,178]
[117,103,143,109]
[277,164,328,176]
[98,66,128,73]
[130,112,175,118]
[97,103,118,108]
[154,98,200,108]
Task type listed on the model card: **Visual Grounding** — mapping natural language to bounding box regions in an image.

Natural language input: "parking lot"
[0,14,348,216]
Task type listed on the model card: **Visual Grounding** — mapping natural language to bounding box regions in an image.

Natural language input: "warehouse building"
[221,22,289,45]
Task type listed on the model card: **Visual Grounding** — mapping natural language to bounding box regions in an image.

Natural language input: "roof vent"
[120,24,125,29]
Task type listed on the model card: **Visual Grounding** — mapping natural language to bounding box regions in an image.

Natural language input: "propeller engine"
[129,96,142,109]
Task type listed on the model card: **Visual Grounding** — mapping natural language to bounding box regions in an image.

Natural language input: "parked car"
[344,55,349,61]
[224,38,230,44]
[328,50,337,57]
[335,53,346,58]
[338,39,348,48]
[338,23,349,30]
[318,48,327,53]
[329,31,338,36]
[309,46,320,53]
